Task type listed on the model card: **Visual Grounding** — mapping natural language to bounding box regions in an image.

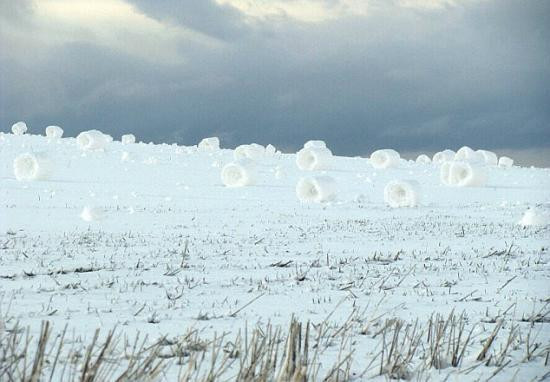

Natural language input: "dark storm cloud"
[0,0,548,164]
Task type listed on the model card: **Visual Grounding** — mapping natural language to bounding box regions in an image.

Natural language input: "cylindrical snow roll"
[369,149,400,169]
[304,140,326,149]
[296,176,336,203]
[80,206,105,222]
[121,134,136,144]
[440,161,487,187]
[296,147,333,171]
[11,121,28,135]
[384,180,420,208]
[198,137,220,151]
[455,146,483,163]
[234,144,265,160]
[416,154,431,164]
[476,150,498,166]
[433,149,455,164]
[221,160,256,187]
[45,125,64,139]
[76,130,110,151]
[13,152,53,181]
[265,144,277,157]
[498,156,514,168]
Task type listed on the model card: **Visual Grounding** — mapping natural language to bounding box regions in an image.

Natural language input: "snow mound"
[76,130,111,151]
[121,134,136,145]
[198,137,220,151]
[518,208,547,227]
[11,121,28,135]
[416,154,431,164]
[80,206,105,222]
[304,140,327,149]
[440,161,487,187]
[384,180,420,208]
[296,147,332,171]
[45,125,64,139]
[370,149,400,169]
[498,156,514,168]
[13,152,53,181]
[221,160,256,187]
[296,176,336,203]
[433,150,455,164]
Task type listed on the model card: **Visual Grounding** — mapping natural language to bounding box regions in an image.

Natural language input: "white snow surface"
[1,132,550,381]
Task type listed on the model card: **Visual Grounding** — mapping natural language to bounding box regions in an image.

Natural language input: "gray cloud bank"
[1,0,549,166]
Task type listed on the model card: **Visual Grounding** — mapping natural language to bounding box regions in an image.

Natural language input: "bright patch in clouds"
[27,0,218,64]
[216,0,369,23]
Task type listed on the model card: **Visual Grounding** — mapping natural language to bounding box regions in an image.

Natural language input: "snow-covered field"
[1,130,549,381]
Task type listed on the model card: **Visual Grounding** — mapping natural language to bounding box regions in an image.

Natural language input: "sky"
[1,0,549,165]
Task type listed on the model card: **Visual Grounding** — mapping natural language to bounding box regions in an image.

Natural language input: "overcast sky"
[1,0,549,165]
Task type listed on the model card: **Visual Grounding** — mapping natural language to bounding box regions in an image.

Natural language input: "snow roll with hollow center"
[221,160,256,187]
[76,130,110,151]
[121,134,136,144]
[304,140,326,149]
[234,144,265,161]
[384,180,420,208]
[476,150,498,166]
[296,147,333,171]
[369,149,400,169]
[198,137,220,151]
[296,176,336,203]
[440,161,487,187]
[11,121,28,135]
[455,146,484,163]
[45,125,63,139]
[416,154,431,164]
[498,156,514,168]
[13,152,53,181]
[80,206,105,222]
[432,149,455,164]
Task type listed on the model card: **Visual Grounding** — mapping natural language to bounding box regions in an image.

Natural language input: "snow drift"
[416,154,431,164]
[384,180,420,208]
[433,150,455,164]
[121,134,136,145]
[198,137,220,151]
[498,156,514,168]
[440,161,487,187]
[296,176,336,203]
[221,160,256,187]
[11,121,27,135]
[369,149,400,169]
[296,147,333,171]
[13,152,53,181]
[76,130,111,151]
[45,125,64,139]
